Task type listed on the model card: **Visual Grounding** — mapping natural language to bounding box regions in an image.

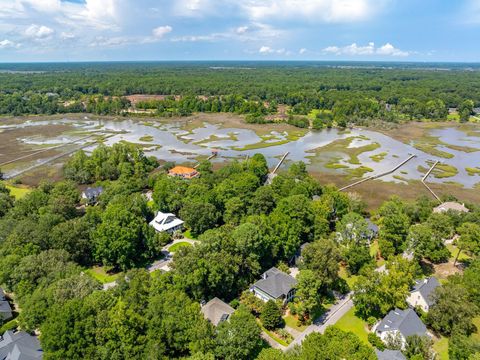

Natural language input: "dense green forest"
[0,142,479,359]
[0,62,479,123]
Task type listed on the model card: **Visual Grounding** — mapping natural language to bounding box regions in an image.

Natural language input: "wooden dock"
[339,154,417,191]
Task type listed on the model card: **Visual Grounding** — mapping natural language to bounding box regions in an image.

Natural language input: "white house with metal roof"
[373,308,427,349]
[406,277,440,312]
[149,212,184,234]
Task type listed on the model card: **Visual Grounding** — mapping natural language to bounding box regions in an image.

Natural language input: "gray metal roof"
[375,349,406,360]
[412,277,440,306]
[376,308,427,338]
[253,267,297,299]
[83,186,103,199]
[0,301,12,318]
[200,297,235,326]
[0,331,42,360]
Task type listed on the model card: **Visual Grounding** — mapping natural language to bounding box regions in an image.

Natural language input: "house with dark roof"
[373,308,427,349]
[0,289,12,323]
[0,330,42,360]
[406,277,440,312]
[375,349,406,360]
[366,218,379,240]
[251,267,297,304]
[81,186,103,205]
[0,302,12,323]
[200,298,235,326]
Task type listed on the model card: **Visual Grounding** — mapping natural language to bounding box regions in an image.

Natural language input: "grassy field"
[338,266,359,289]
[168,241,192,252]
[334,307,370,345]
[85,266,122,284]
[257,321,290,346]
[183,229,198,240]
[283,313,308,332]
[446,243,471,262]
[6,184,32,199]
[433,336,449,360]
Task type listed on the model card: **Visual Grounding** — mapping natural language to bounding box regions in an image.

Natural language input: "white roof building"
[149,212,184,234]
[433,202,469,214]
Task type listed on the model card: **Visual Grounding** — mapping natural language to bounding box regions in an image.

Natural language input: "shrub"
[368,333,385,350]
[260,300,284,330]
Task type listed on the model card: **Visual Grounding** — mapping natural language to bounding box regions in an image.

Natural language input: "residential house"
[0,289,12,323]
[366,218,379,240]
[81,186,103,205]
[373,308,427,349]
[168,166,199,180]
[0,330,42,359]
[149,212,184,234]
[406,277,440,312]
[291,243,309,266]
[375,349,406,360]
[433,202,469,214]
[200,298,235,326]
[251,267,297,304]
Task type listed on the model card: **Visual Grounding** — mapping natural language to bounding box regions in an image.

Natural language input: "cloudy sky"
[0,0,479,62]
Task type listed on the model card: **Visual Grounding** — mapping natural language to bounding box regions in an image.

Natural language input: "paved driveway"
[286,292,353,351]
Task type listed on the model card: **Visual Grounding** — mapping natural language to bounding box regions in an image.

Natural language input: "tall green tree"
[215,306,262,360]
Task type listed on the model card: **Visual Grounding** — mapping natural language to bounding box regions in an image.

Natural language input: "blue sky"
[0,0,479,62]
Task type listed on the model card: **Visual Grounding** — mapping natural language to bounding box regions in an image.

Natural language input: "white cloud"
[259,45,290,55]
[25,24,54,38]
[0,39,19,49]
[259,45,274,53]
[323,42,409,57]
[21,0,61,13]
[236,26,249,34]
[299,48,307,54]
[152,26,173,38]
[172,0,218,17]
[240,0,386,23]
[60,32,75,40]
[376,42,409,57]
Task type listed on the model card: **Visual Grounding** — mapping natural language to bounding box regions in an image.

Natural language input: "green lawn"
[85,266,121,284]
[446,243,471,262]
[339,266,359,289]
[168,241,192,252]
[334,307,370,345]
[183,229,198,240]
[283,313,308,332]
[6,185,32,199]
[433,336,449,360]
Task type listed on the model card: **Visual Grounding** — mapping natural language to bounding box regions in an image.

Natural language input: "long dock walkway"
[339,154,416,191]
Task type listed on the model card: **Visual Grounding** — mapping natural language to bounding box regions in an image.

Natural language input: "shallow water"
[1,117,479,188]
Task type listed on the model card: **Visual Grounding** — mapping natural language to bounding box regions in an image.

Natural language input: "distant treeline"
[0,63,479,123]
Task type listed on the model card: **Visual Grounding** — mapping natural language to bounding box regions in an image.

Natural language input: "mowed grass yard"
[334,307,370,345]
[85,266,122,284]
[168,241,192,252]
[6,184,32,199]
[433,336,449,360]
